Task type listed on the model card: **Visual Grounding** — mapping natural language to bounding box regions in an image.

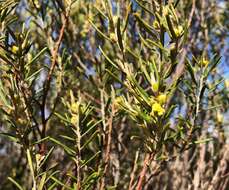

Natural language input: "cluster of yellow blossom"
[70,102,80,124]
[71,114,78,124]
[151,102,165,116]
[150,94,167,117]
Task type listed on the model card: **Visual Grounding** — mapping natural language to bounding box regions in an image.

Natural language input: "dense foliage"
[0,0,228,189]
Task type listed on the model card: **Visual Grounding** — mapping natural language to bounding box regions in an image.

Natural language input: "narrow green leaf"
[0,132,18,143]
[93,6,108,19]
[54,112,71,124]
[49,137,76,155]
[116,17,124,52]
[50,177,73,190]
[135,0,154,15]
[32,136,50,145]
[122,2,132,33]
[105,69,125,85]
[38,173,47,190]
[151,58,159,81]
[82,172,100,187]
[99,47,119,70]
[39,147,55,170]
[8,177,24,190]
[89,20,112,42]
[47,182,57,190]
[204,55,221,78]
[26,149,35,180]
[25,68,43,82]
[81,130,99,150]
[26,47,48,67]
[82,119,102,138]
[60,135,75,141]
[192,138,213,144]
[134,13,157,39]
[199,84,207,101]
[81,151,101,168]
[166,15,177,39]
[186,59,197,85]
[164,105,177,119]
[145,38,167,52]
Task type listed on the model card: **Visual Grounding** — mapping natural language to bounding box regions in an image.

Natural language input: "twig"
[40,8,69,156]
[99,99,114,190]
[188,0,196,28]
[76,110,81,189]
[128,150,139,190]
[136,153,153,190]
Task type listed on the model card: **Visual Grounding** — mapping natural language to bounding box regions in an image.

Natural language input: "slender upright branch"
[99,98,114,190]
[40,9,69,154]
[136,153,153,190]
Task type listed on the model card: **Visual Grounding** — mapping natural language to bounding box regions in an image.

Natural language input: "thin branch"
[99,99,114,190]
[40,8,70,155]
[128,150,139,190]
[136,153,153,190]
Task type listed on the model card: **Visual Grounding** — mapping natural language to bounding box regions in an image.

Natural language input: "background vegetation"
[0,0,228,189]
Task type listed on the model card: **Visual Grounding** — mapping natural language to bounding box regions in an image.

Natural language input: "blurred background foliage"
[0,0,228,189]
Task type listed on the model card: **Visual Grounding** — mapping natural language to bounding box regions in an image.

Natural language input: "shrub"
[0,0,228,189]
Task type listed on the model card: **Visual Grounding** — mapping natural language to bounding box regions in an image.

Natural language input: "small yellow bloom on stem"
[174,25,183,37]
[71,102,79,113]
[202,57,209,66]
[151,102,165,116]
[153,20,160,30]
[12,45,19,54]
[157,94,167,105]
[110,32,116,42]
[71,114,78,124]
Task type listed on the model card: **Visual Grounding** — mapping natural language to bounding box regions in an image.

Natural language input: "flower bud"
[153,20,160,30]
[174,25,183,37]
[151,82,159,93]
[201,57,209,66]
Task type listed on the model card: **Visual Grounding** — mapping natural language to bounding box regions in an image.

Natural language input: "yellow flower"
[157,94,167,105]
[71,114,78,124]
[153,20,160,30]
[110,32,116,42]
[151,102,165,116]
[71,102,79,113]
[174,26,183,37]
[202,57,209,66]
[12,45,19,54]
[114,96,122,104]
